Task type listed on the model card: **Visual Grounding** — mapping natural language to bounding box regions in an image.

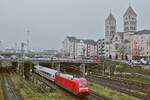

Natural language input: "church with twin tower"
[104,5,137,59]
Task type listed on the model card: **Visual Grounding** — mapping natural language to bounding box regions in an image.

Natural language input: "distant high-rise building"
[124,5,137,32]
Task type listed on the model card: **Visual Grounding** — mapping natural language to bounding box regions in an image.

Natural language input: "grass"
[89,82,139,100]
[124,76,150,94]
[0,75,4,100]
[97,59,150,85]
[124,76,150,84]
[99,59,150,76]
[11,73,77,100]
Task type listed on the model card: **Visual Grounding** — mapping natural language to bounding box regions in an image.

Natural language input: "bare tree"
[118,44,126,60]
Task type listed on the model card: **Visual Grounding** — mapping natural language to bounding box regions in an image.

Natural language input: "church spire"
[124,5,137,32]
[124,5,137,17]
[105,12,116,37]
[129,0,131,7]
[106,12,116,22]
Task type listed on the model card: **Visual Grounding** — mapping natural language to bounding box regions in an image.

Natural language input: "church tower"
[124,5,137,32]
[104,12,116,58]
[105,13,116,39]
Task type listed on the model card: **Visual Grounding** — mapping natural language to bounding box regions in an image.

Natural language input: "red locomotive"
[34,65,89,95]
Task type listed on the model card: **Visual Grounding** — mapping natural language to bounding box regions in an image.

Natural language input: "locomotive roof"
[34,65,58,75]
[58,73,87,82]
[73,78,87,82]
[59,73,74,80]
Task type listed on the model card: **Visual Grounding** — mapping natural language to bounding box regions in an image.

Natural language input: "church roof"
[66,36,96,45]
[118,32,124,39]
[106,13,116,21]
[124,6,137,17]
[134,30,150,34]
[111,32,124,40]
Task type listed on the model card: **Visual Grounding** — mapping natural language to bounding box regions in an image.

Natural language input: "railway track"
[86,75,150,100]
[87,90,110,100]
[2,74,22,100]
[89,74,150,93]
[32,73,57,91]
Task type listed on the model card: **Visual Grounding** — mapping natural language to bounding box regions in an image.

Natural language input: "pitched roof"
[111,32,124,40]
[67,36,79,42]
[67,36,76,40]
[83,39,97,45]
[118,32,124,39]
[106,13,116,21]
[124,6,137,16]
[134,30,150,34]
[66,36,96,44]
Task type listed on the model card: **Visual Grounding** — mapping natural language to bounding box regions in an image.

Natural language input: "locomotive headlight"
[79,87,88,91]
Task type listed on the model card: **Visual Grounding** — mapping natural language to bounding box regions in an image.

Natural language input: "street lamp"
[27,30,30,53]
[73,39,76,59]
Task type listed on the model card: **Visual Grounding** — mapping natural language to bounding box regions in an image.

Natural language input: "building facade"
[97,39,105,58]
[110,32,124,59]
[109,32,133,60]
[62,36,97,59]
[62,36,78,58]
[131,30,150,61]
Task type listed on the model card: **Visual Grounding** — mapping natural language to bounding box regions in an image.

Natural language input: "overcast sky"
[0,0,150,50]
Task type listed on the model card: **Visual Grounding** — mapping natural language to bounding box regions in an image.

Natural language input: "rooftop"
[66,36,97,45]
[106,13,116,21]
[134,30,150,35]
[124,6,137,16]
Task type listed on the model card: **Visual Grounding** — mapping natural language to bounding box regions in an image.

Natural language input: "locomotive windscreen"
[78,79,88,86]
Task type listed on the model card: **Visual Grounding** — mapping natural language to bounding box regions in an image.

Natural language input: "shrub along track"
[86,74,150,100]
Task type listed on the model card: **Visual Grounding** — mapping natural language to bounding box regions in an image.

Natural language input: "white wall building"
[62,36,97,59]
[97,39,105,57]
[130,30,150,61]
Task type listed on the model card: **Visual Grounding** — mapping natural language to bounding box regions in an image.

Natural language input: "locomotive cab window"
[78,81,87,86]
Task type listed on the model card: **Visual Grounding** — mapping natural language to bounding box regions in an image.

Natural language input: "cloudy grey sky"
[0,0,150,50]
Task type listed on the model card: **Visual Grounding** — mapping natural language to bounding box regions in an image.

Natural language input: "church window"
[115,37,118,41]
[115,44,119,50]
[129,16,130,19]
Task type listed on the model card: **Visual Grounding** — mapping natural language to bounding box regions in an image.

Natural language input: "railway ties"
[87,90,110,100]
[2,74,22,100]
[32,74,57,92]
[86,75,150,100]
[88,74,150,93]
